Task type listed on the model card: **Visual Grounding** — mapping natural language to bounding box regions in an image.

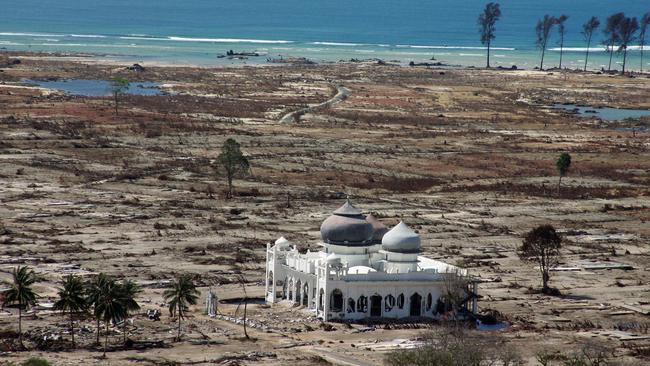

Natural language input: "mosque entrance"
[410,293,422,316]
[370,295,382,317]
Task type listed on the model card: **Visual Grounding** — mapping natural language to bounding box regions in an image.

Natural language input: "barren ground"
[1,52,649,365]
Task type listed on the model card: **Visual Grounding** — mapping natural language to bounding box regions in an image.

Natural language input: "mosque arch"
[357,295,368,313]
[426,293,433,311]
[295,279,302,304]
[347,298,356,313]
[318,288,324,311]
[385,294,396,312]
[302,283,309,306]
[267,271,274,289]
[330,289,343,312]
[370,294,382,317]
[410,292,422,316]
[288,278,294,301]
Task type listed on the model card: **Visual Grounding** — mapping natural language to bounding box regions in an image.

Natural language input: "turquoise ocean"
[2,0,649,70]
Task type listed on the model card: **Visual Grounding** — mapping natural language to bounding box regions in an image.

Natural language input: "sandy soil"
[0,52,649,365]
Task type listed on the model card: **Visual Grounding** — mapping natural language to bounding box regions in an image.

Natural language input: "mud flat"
[0,52,649,365]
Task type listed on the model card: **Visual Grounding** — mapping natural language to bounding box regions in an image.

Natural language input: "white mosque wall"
[324,280,446,321]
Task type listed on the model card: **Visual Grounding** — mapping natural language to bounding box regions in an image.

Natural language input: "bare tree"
[518,225,562,293]
[582,17,601,71]
[556,152,571,194]
[556,15,569,69]
[478,2,501,68]
[536,15,557,70]
[235,274,250,339]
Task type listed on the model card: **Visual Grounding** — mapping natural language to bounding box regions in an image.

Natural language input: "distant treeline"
[478,2,649,73]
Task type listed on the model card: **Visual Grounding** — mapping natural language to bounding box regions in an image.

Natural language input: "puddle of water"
[22,78,166,97]
[552,104,650,121]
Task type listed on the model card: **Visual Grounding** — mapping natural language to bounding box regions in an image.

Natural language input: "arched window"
[385,295,396,312]
[318,288,324,311]
[426,293,433,311]
[357,295,368,313]
[397,294,405,309]
[302,284,309,306]
[288,279,294,300]
[295,280,302,304]
[347,298,356,313]
[268,271,274,289]
[330,289,343,312]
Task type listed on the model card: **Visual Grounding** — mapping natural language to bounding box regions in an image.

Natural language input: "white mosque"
[265,200,478,321]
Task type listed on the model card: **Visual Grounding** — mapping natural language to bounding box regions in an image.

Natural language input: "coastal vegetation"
[535,15,556,70]
[163,274,200,342]
[581,17,600,71]
[617,15,640,74]
[556,15,569,69]
[3,266,39,348]
[477,2,501,68]
[641,13,650,72]
[53,275,87,348]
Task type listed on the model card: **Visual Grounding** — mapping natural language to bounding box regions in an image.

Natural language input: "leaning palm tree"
[117,280,141,344]
[604,13,625,72]
[556,15,569,69]
[85,273,109,345]
[3,266,38,348]
[94,277,126,357]
[581,17,600,71]
[163,274,200,341]
[53,275,87,348]
[536,15,557,70]
[617,16,639,74]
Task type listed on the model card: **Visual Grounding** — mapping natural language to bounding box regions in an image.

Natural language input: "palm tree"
[94,277,126,357]
[581,17,600,71]
[163,274,200,341]
[117,280,141,344]
[3,266,38,348]
[53,275,87,348]
[641,13,650,73]
[617,16,639,74]
[85,273,109,345]
[556,15,569,69]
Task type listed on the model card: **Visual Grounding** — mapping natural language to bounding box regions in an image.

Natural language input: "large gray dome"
[382,221,421,253]
[320,200,374,246]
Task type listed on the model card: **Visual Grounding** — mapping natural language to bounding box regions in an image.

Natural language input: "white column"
[306,283,312,308]
[265,243,270,301]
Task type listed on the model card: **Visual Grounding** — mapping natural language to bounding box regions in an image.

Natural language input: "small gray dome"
[320,200,373,246]
[382,221,421,253]
[366,214,388,244]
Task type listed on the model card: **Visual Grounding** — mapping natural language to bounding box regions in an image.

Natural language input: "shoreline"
[4,49,650,77]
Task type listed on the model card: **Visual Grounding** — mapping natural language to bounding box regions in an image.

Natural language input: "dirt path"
[280,83,351,123]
